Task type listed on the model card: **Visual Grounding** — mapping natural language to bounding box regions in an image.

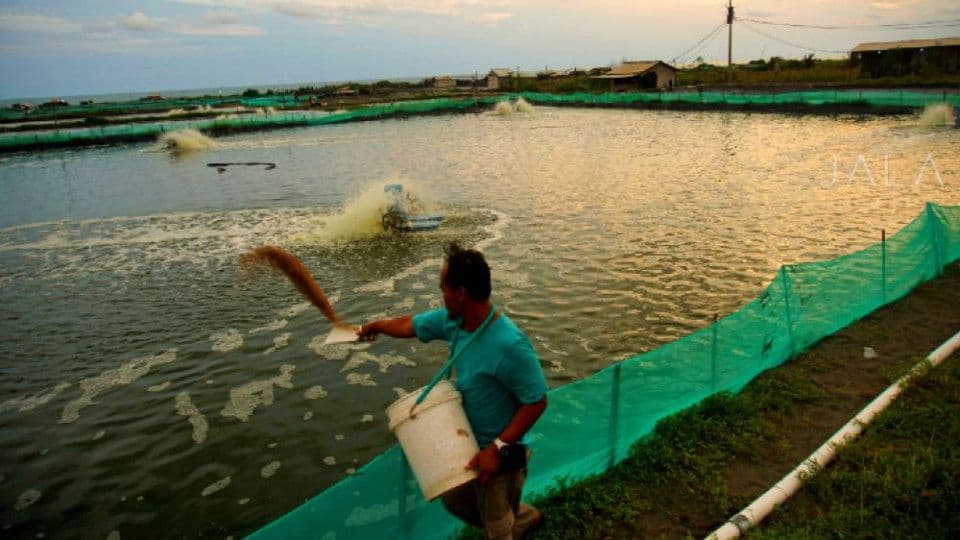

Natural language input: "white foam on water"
[248,320,288,335]
[361,413,374,423]
[323,456,337,466]
[264,332,291,355]
[174,392,209,444]
[307,336,351,360]
[304,385,327,400]
[346,468,356,475]
[354,257,440,296]
[575,335,594,352]
[279,302,312,318]
[346,373,376,386]
[210,329,243,353]
[335,434,345,441]
[60,349,177,424]
[410,282,425,290]
[267,442,278,449]
[260,461,281,478]
[147,381,171,392]
[220,364,295,422]
[201,476,231,497]
[392,387,407,398]
[15,489,41,511]
[238,498,250,505]
[302,411,314,421]
[0,381,70,414]
[106,530,120,540]
[393,297,415,311]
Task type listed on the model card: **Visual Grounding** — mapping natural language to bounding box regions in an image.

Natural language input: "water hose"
[705,329,960,540]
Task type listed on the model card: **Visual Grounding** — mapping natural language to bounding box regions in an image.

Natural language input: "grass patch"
[753,355,960,539]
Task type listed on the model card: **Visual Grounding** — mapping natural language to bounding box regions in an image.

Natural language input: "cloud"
[174,22,265,35]
[202,10,243,25]
[0,12,82,33]
[468,11,512,24]
[122,11,167,31]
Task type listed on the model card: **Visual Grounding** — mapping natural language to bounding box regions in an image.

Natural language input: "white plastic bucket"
[386,380,479,500]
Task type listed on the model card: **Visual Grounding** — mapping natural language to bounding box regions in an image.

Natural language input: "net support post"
[607,362,622,469]
[711,313,719,393]
[881,229,887,303]
[779,267,797,358]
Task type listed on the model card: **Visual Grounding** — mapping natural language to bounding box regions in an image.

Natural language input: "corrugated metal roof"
[852,37,960,52]
[593,60,677,79]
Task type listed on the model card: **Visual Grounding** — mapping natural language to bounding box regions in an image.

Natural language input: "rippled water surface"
[1,107,958,538]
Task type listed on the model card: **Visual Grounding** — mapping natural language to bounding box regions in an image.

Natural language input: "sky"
[1,0,958,99]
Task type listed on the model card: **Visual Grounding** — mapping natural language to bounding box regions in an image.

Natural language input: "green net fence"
[3,90,957,153]
[249,202,960,540]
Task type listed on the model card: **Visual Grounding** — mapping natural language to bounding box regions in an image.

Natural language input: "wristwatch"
[493,438,508,450]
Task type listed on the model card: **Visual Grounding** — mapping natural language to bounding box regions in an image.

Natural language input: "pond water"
[0,106,957,538]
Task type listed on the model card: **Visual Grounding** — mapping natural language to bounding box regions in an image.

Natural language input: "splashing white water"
[514,97,534,113]
[495,101,514,115]
[918,103,956,128]
[155,128,218,153]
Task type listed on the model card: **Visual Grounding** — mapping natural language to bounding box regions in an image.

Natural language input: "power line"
[671,23,727,64]
[737,16,960,30]
[739,21,851,55]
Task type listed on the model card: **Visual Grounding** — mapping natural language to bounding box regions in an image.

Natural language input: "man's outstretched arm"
[358,315,416,340]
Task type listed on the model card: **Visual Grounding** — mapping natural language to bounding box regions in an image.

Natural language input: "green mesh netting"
[3,91,957,152]
[248,203,960,540]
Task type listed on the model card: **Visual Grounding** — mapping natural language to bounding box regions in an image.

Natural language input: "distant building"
[432,76,456,89]
[592,60,677,91]
[333,86,357,96]
[40,99,69,108]
[486,68,513,90]
[852,37,960,77]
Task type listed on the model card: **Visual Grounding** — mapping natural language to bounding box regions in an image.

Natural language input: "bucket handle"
[410,305,497,418]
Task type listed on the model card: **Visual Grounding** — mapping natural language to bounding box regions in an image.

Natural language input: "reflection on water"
[0,107,957,538]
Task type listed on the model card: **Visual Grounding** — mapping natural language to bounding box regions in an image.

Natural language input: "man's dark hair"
[443,242,491,301]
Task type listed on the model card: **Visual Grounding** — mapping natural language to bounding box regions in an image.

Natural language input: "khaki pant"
[441,465,540,540]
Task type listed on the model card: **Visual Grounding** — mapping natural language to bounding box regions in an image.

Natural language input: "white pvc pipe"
[705,329,960,540]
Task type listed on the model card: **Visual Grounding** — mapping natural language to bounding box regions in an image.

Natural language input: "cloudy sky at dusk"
[1,0,958,98]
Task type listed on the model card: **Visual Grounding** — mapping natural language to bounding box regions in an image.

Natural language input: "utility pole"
[727,0,734,80]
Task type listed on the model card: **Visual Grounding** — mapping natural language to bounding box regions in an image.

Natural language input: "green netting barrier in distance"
[249,202,960,540]
[3,90,957,153]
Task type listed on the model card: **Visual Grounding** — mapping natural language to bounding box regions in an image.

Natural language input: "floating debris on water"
[302,411,314,421]
[340,352,415,373]
[304,385,327,400]
[16,489,41,510]
[346,373,376,387]
[308,336,351,360]
[174,392,209,444]
[249,319,288,335]
[260,461,281,479]
[60,349,178,423]
[221,364,295,421]
[0,381,71,414]
[201,476,231,497]
[146,381,171,392]
[264,333,292,355]
[323,456,336,466]
[210,329,243,353]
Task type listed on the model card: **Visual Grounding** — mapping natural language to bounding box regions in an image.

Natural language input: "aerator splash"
[380,184,444,232]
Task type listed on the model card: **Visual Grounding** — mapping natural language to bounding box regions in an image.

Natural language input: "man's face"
[440,262,465,318]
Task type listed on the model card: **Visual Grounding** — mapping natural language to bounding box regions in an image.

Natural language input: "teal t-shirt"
[412,307,548,447]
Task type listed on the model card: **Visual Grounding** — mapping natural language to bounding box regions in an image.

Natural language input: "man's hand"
[357,322,381,342]
[466,445,500,485]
